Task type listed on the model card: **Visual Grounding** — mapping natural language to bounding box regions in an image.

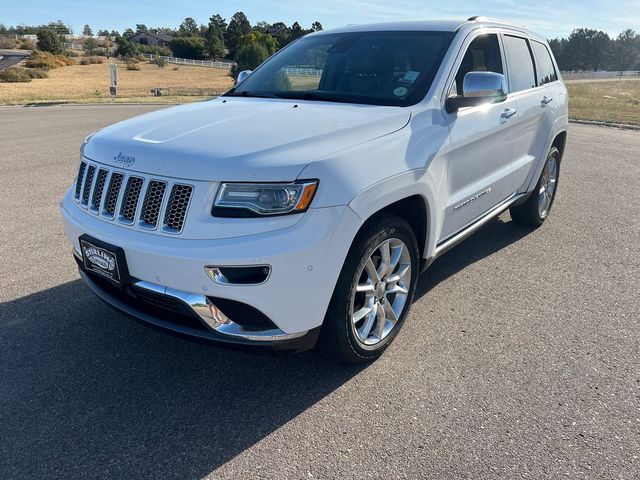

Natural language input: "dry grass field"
[567,79,640,125]
[0,58,234,105]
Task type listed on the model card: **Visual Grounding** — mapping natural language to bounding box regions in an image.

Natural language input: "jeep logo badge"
[113,152,135,168]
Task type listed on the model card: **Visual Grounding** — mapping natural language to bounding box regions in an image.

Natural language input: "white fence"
[284,67,322,77]
[142,53,233,69]
[562,70,640,80]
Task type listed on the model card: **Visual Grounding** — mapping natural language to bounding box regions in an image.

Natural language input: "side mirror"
[236,70,253,85]
[446,71,507,113]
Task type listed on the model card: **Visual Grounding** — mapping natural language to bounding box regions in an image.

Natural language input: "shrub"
[126,61,141,71]
[137,44,171,57]
[170,36,206,59]
[80,56,104,65]
[23,68,49,79]
[19,39,37,50]
[151,57,167,69]
[0,67,32,82]
[26,51,75,70]
[0,36,16,49]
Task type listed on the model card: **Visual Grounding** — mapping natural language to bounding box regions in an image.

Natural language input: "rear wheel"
[318,214,419,364]
[510,146,560,227]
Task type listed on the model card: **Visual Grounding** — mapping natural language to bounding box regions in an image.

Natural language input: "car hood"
[83,98,411,181]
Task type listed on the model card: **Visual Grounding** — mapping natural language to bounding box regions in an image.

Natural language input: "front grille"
[162,184,193,233]
[139,181,166,229]
[73,160,194,235]
[74,161,87,200]
[90,169,108,212]
[103,172,124,218]
[81,165,96,206]
[119,176,144,223]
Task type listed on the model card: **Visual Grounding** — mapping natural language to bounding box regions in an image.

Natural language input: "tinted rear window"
[531,40,558,85]
[503,35,536,92]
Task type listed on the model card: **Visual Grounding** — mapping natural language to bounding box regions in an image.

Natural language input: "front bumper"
[77,264,321,352]
[61,189,362,340]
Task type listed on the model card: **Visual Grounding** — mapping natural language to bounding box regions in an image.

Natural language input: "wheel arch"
[348,171,439,262]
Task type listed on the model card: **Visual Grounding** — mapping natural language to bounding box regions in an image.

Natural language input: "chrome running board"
[432,193,527,261]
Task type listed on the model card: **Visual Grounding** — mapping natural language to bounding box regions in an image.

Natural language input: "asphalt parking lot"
[1,105,638,479]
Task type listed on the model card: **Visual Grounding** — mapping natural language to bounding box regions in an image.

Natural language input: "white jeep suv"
[61,17,568,363]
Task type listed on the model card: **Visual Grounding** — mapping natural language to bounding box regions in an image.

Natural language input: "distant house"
[128,32,173,48]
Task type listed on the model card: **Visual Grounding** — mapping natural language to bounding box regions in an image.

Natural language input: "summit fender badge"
[453,188,492,212]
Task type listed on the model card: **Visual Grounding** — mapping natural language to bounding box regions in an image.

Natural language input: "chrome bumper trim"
[134,280,308,342]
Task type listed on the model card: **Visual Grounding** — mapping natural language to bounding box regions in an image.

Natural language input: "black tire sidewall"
[324,215,419,362]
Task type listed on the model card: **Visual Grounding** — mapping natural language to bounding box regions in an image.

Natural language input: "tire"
[510,146,561,227]
[318,213,419,364]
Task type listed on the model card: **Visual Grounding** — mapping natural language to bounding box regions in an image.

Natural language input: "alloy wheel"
[350,238,412,346]
[538,154,558,218]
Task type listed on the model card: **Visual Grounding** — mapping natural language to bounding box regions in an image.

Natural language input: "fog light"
[205,265,271,285]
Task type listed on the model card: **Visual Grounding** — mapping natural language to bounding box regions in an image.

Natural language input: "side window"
[503,35,536,92]
[451,34,503,96]
[531,41,558,85]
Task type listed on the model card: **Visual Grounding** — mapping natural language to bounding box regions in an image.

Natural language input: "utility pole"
[110,62,117,99]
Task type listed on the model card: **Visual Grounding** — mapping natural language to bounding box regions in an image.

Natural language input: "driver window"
[450,34,503,96]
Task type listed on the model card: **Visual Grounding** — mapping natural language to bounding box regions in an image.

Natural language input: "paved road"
[1,105,638,480]
[0,49,30,71]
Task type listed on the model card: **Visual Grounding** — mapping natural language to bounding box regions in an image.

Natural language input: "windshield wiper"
[283,90,369,105]
[225,90,281,99]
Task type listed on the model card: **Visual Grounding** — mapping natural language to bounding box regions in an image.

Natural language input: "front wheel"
[510,146,561,227]
[318,214,419,364]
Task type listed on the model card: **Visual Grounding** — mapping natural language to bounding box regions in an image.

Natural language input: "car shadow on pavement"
[0,215,532,480]
[414,214,534,299]
[0,282,365,479]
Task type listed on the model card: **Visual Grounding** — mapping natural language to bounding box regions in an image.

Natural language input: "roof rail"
[467,16,486,21]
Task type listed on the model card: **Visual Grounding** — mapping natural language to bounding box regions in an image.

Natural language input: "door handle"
[501,108,517,119]
[541,96,553,105]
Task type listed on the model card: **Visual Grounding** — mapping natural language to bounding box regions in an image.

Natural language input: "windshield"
[227,31,454,107]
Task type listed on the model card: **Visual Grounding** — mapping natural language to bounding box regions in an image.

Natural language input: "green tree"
[135,24,149,34]
[36,29,65,54]
[84,37,99,54]
[170,36,206,59]
[82,24,93,36]
[563,28,611,70]
[239,31,278,55]
[123,28,134,37]
[178,17,200,36]
[311,21,323,32]
[225,11,251,57]
[231,42,268,78]
[115,36,138,57]
[613,29,640,70]
[204,13,227,59]
[206,35,225,60]
[97,29,110,38]
[269,22,290,47]
[289,22,305,42]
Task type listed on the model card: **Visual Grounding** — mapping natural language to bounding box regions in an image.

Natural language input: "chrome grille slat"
[119,176,145,224]
[103,172,124,218]
[162,184,193,234]
[81,165,96,207]
[73,160,193,235]
[90,169,109,213]
[139,181,167,229]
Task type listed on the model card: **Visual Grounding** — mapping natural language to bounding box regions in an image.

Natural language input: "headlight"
[212,180,319,217]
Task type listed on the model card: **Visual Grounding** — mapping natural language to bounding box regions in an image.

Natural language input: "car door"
[502,35,558,192]
[440,31,519,241]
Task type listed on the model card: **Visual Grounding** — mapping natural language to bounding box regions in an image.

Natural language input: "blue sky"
[3,0,639,38]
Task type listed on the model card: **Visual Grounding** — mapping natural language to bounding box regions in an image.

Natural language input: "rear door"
[502,35,557,192]
[440,31,519,241]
